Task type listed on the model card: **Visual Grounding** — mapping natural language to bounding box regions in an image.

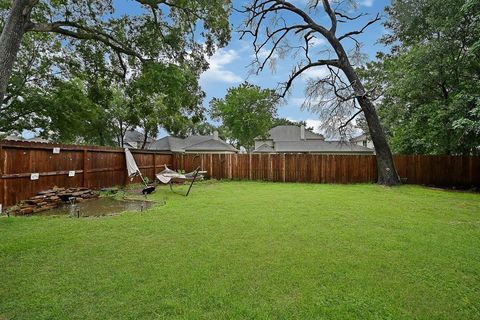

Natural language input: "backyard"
[1,181,479,319]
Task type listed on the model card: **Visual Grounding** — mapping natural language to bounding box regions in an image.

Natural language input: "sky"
[23,0,391,139]
[196,0,392,135]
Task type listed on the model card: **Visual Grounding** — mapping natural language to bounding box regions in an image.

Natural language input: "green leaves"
[210,82,280,149]
[1,0,232,145]
[366,0,480,155]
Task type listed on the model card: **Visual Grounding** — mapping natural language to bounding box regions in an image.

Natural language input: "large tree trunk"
[333,40,401,186]
[355,95,401,185]
[0,0,35,104]
[141,127,149,150]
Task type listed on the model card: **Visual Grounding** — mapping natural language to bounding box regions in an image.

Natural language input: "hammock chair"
[125,148,156,195]
[156,165,206,196]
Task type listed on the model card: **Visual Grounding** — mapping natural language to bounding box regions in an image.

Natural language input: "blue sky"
[24,0,391,139]
[197,0,391,134]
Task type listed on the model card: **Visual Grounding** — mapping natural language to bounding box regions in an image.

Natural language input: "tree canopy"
[210,82,280,150]
[0,0,232,146]
[361,0,480,155]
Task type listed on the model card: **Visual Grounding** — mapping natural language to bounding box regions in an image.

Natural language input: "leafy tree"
[127,62,206,148]
[272,118,314,132]
[24,78,111,144]
[240,0,401,185]
[210,82,279,149]
[0,0,231,145]
[362,0,480,155]
[0,0,231,113]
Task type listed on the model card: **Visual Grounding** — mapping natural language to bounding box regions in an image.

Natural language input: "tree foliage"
[0,0,232,146]
[362,0,480,155]
[210,82,279,149]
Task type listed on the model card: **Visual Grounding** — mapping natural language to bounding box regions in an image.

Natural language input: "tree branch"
[338,109,362,130]
[25,21,146,62]
[322,0,337,34]
[282,59,340,96]
[338,13,381,41]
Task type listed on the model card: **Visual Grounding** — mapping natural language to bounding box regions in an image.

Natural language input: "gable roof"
[350,133,370,142]
[149,135,237,153]
[148,136,184,152]
[124,130,154,143]
[3,135,23,141]
[185,139,238,152]
[253,140,374,154]
[256,125,325,142]
[273,141,374,153]
[253,143,275,153]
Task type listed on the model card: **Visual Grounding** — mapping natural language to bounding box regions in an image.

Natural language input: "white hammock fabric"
[125,148,140,178]
[156,165,206,184]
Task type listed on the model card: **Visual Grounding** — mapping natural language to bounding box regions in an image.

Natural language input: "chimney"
[213,130,219,140]
[300,125,305,140]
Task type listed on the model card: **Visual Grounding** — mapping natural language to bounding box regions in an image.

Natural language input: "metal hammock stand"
[125,148,156,195]
[156,165,207,197]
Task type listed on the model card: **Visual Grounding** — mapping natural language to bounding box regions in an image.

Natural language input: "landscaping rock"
[9,186,100,216]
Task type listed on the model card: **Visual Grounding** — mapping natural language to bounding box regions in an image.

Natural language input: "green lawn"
[1,181,479,319]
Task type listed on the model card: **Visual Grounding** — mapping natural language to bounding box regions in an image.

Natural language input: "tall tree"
[210,82,279,149]
[0,0,231,106]
[240,0,401,185]
[361,0,480,155]
[127,62,206,148]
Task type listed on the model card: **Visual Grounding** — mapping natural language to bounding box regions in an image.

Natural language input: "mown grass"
[1,181,479,319]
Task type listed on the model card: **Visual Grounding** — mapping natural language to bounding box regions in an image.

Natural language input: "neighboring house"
[253,125,374,154]
[2,134,23,141]
[27,137,51,143]
[122,130,154,149]
[149,131,238,154]
[350,133,374,149]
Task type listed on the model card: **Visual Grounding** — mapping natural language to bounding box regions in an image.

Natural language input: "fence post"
[83,148,88,187]
[268,154,272,181]
[249,153,252,180]
[0,144,4,207]
[153,153,156,179]
[282,153,286,182]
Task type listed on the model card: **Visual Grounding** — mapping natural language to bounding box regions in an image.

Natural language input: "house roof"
[350,133,370,142]
[149,135,237,153]
[148,136,185,152]
[272,141,374,153]
[185,139,238,152]
[253,140,374,154]
[253,143,275,153]
[27,137,51,143]
[124,130,154,143]
[256,125,325,142]
[2,135,23,141]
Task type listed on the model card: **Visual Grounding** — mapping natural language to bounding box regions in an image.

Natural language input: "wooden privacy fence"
[173,153,480,187]
[0,140,172,207]
[1,139,479,207]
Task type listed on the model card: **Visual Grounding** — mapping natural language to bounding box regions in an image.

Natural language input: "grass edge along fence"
[1,139,479,207]
[173,153,480,187]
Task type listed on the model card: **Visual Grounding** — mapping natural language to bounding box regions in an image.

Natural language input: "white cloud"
[286,117,324,135]
[308,37,327,48]
[300,66,330,79]
[360,0,374,7]
[289,97,306,108]
[200,49,243,85]
[255,47,277,60]
[305,119,324,134]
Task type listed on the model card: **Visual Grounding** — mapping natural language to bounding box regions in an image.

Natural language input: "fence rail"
[1,139,479,207]
[0,140,172,207]
[173,153,480,187]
